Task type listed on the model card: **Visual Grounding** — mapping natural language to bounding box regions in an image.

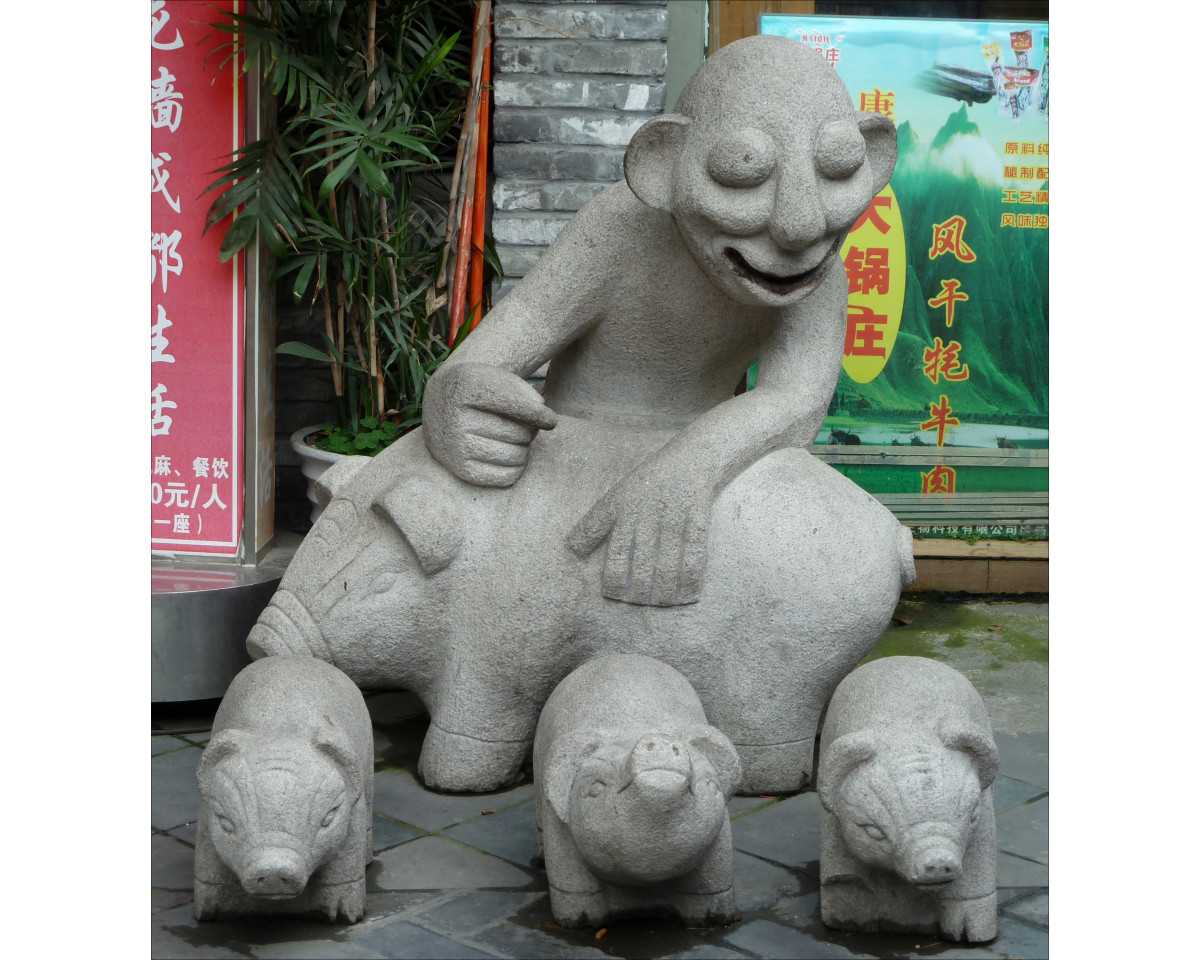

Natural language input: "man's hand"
[566,456,715,607]
[423,362,559,487]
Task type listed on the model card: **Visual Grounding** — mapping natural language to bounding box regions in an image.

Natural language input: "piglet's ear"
[939,720,999,790]
[625,114,690,212]
[543,730,604,824]
[373,476,463,576]
[314,719,363,799]
[856,111,898,198]
[686,725,741,798]
[197,729,245,787]
[817,731,878,812]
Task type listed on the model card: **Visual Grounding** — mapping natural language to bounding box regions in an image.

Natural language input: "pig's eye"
[321,804,341,828]
[587,781,606,798]
[217,815,235,834]
[371,572,397,594]
[707,129,777,188]
[814,120,866,180]
[859,823,887,842]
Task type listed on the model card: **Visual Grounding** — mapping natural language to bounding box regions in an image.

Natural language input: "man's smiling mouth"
[724,244,839,296]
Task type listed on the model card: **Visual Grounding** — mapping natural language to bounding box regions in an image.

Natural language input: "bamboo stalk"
[467,36,492,333]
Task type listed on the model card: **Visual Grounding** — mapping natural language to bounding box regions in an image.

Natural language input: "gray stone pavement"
[152,597,1048,959]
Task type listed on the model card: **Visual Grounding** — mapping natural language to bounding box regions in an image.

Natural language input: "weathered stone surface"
[533,655,740,928]
[818,656,999,942]
[493,179,610,213]
[194,657,374,923]
[492,144,626,181]
[496,3,668,41]
[493,108,652,146]
[250,36,912,798]
[495,40,667,77]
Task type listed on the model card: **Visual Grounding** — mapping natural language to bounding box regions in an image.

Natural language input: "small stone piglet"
[534,654,742,929]
[194,656,374,923]
[818,656,998,942]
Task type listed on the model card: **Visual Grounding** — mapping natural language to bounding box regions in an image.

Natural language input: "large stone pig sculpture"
[193,656,374,923]
[533,654,741,928]
[817,656,998,942]
[248,414,913,795]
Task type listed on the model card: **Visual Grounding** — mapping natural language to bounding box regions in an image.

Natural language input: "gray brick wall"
[491,0,669,301]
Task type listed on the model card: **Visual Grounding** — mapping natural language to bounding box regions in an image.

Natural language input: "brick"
[493,77,664,111]
[495,243,546,277]
[493,179,610,212]
[495,4,667,40]
[494,108,650,146]
[491,213,573,245]
[496,39,666,77]
[492,143,625,181]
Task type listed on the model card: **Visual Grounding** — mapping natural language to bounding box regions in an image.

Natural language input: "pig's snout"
[903,835,963,885]
[621,734,692,808]
[247,591,331,662]
[241,847,309,898]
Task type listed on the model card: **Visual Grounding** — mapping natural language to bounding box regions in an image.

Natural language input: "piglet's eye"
[321,804,341,828]
[587,781,606,798]
[707,129,777,188]
[860,823,887,841]
[814,120,866,180]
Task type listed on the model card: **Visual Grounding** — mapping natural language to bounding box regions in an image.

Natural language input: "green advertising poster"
[760,16,1048,540]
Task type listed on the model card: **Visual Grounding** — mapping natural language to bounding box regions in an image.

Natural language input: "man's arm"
[566,265,848,606]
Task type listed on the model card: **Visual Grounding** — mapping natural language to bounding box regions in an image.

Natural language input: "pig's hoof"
[733,737,814,795]
[417,722,530,793]
[940,892,997,942]
[548,887,609,929]
[673,888,739,927]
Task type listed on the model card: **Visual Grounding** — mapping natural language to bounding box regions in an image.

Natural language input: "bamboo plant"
[205,0,494,454]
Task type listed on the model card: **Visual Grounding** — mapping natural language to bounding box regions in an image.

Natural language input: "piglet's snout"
[903,835,963,885]
[241,847,308,898]
[620,734,692,808]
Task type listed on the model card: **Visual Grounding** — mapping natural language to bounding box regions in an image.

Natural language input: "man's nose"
[769,169,827,250]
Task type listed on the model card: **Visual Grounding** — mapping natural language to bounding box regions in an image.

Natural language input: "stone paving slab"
[730,792,821,873]
[416,890,545,937]
[372,815,423,854]
[992,774,1047,813]
[154,735,191,756]
[1001,891,1048,930]
[352,920,498,958]
[996,852,1049,887]
[995,798,1048,865]
[994,732,1048,790]
[153,833,198,891]
[988,915,1049,959]
[730,850,810,913]
[441,801,539,866]
[372,766,535,832]
[720,918,868,958]
[152,744,205,831]
[371,835,537,891]
[253,939,389,959]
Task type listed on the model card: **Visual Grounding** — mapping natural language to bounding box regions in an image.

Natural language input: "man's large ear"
[856,111,898,197]
[624,114,691,212]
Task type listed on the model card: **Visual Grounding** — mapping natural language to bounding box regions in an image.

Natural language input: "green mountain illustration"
[828,104,1049,431]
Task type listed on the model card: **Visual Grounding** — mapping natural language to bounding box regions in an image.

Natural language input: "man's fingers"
[459,459,526,488]
[460,433,531,468]
[464,371,559,431]
[566,499,615,558]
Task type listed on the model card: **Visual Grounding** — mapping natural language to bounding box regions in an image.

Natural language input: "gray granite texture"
[818,657,999,942]
[532,655,740,928]
[247,34,912,797]
[193,657,375,923]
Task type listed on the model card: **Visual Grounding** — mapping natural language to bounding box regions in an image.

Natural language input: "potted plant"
[204,0,495,520]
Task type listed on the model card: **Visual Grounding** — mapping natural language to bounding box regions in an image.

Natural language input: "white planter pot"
[290,424,356,524]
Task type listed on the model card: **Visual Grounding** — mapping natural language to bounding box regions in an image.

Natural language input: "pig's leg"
[937,797,997,941]
[669,819,738,926]
[542,812,609,928]
[306,879,366,924]
[417,658,547,792]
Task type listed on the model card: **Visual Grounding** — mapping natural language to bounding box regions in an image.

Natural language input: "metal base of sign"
[151,532,301,702]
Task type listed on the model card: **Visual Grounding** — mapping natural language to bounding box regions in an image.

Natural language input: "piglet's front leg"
[939,892,997,943]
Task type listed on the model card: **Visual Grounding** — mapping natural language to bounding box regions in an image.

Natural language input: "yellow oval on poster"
[839,183,906,384]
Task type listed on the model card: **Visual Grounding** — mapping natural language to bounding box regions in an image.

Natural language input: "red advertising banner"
[151,0,245,556]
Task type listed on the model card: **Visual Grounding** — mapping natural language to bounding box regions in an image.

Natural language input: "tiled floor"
[152,601,1049,959]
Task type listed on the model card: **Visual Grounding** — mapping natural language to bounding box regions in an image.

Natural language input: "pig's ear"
[314,721,364,799]
[686,725,742,798]
[625,114,690,212]
[817,731,878,812]
[315,454,369,508]
[197,729,245,786]
[544,730,604,824]
[939,720,999,790]
[372,476,463,576]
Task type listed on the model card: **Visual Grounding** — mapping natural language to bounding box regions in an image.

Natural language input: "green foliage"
[313,417,405,456]
[203,0,490,441]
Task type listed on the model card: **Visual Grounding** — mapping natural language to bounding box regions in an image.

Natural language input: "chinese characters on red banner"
[150,1,245,555]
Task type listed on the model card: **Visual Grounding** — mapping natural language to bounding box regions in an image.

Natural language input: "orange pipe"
[467,39,491,332]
